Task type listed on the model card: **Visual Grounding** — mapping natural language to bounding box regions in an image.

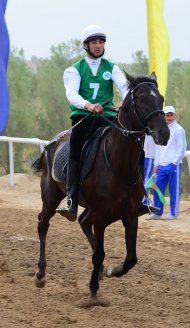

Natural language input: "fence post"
[8,141,14,186]
[186,151,190,173]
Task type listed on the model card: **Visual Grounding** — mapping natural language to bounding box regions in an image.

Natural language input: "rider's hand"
[84,103,103,114]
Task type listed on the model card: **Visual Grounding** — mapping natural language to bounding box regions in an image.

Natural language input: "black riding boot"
[56,159,79,221]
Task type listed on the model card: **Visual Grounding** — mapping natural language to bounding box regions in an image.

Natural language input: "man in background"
[148,105,187,220]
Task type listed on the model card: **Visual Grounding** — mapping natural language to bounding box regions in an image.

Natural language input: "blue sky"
[5,0,190,63]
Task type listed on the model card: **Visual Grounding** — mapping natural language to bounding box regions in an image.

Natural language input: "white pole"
[40,144,45,152]
[8,141,14,187]
[186,151,190,173]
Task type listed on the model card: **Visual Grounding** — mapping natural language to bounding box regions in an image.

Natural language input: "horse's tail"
[31,151,45,173]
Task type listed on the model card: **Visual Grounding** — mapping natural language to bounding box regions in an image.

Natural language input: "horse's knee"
[37,215,49,235]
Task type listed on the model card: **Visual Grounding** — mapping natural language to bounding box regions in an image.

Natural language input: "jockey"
[56,24,128,221]
[56,24,158,221]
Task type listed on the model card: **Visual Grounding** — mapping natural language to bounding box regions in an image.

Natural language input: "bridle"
[117,81,164,136]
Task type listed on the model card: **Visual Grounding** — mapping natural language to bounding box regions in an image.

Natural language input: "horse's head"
[119,71,170,145]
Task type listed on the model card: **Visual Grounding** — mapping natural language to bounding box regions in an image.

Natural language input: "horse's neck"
[107,130,143,180]
[118,103,141,132]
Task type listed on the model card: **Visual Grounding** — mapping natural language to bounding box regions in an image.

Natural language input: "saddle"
[52,126,110,184]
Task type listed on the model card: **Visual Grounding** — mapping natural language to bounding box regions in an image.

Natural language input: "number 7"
[90,83,99,99]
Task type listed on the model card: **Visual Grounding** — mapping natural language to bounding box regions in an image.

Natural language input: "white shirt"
[154,121,187,166]
[144,135,156,159]
[63,56,128,109]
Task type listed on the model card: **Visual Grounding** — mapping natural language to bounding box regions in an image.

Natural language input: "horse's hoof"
[104,264,125,278]
[34,274,46,288]
[104,266,113,278]
[111,263,126,277]
[90,291,98,299]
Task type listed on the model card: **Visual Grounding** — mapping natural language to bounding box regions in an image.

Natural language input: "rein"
[99,114,144,136]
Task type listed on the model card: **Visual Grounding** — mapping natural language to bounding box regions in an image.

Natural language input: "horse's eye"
[138,95,146,103]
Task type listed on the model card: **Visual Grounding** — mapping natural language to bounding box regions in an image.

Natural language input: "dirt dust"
[0,173,190,328]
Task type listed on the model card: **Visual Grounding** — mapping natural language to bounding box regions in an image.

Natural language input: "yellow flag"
[146,0,170,99]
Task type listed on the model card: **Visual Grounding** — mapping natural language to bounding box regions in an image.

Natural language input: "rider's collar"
[85,56,101,66]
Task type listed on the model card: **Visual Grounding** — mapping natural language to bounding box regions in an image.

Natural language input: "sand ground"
[0,174,190,328]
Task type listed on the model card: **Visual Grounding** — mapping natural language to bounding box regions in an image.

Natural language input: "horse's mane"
[130,76,158,89]
[124,71,158,89]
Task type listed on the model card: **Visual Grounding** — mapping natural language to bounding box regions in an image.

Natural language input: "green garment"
[70,58,116,118]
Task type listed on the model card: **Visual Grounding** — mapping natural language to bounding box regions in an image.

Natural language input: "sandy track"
[0,174,190,328]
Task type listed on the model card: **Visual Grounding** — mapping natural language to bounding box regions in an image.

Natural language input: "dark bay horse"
[32,72,170,299]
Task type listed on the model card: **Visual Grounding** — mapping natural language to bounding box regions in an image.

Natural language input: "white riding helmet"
[81,25,106,45]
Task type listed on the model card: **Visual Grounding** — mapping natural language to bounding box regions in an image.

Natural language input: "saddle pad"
[52,141,70,183]
[52,126,110,183]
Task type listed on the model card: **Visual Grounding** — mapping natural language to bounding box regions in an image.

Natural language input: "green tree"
[34,40,83,139]
[1,48,38,173]
[120,51,149,76]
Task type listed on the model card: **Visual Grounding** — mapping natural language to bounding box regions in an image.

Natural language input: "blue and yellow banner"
[146,0,170,99]
[0,0,10,135]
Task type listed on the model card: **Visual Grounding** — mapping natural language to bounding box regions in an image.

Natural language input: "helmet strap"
[84,43,105,58]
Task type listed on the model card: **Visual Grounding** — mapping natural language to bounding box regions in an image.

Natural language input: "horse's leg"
[89,217,106,298]
[78,209,95,251]
[78,209,104,281]
[35,175,64,288]
[35,210,50,288]
[106,216,138,278]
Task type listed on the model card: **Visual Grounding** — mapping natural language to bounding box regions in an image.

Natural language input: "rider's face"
[87,39,105,58]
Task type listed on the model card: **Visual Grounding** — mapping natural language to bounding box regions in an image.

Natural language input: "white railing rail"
[0,136,49,186]
[0,136,190,186]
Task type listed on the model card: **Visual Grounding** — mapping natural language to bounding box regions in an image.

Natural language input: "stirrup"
[56,208,77,222]
[56,198,78,222]
[139,203,160,216]
[148,205,160,213]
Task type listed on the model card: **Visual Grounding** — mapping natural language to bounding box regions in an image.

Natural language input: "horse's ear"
[123,70,135,85]
[150,72,157,81]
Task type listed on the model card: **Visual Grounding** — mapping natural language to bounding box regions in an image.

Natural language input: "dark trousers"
[70,115,116,162]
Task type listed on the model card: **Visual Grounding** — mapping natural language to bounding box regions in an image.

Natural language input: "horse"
[32,71,170,299]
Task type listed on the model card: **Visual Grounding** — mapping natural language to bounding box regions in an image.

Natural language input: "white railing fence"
[0,136,49,186]
[0,136,190,186]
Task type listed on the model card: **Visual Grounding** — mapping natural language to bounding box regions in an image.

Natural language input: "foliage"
[119,51,149,76]
[0,42,190,194]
